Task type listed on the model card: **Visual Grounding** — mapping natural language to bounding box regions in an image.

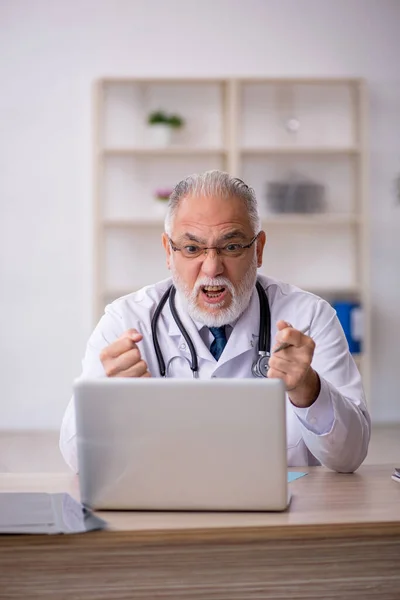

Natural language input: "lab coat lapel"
[217,288,260,367]
[166,290,214,362]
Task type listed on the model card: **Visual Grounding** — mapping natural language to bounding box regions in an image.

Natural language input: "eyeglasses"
[168,233,260,259]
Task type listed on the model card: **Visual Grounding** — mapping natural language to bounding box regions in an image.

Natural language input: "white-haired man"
[60,171,370,473]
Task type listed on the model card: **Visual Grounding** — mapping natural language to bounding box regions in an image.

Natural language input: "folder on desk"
[391,468,400,483]
[0,493,107,534]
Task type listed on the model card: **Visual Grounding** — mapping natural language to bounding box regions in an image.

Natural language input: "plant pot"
[148,124,172,147]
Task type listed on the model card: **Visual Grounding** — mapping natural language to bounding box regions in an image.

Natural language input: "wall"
[0,0,399,428]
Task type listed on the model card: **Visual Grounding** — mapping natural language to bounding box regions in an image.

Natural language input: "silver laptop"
[74,378,289,511]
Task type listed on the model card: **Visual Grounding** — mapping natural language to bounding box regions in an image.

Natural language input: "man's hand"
[100,329,151,378]
[268,320,320,408]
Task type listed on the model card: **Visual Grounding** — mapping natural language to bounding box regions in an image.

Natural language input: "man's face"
[162,194,266,327]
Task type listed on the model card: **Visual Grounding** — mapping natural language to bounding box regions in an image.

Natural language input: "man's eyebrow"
[177,230,248,244]
[179,232,208,244]
[219,230,247,242]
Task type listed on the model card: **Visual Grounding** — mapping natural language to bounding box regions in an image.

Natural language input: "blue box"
[332,301,363,354]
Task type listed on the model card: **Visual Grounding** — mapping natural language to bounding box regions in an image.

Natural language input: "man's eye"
[184,245,200,254]
[225,243,242,252]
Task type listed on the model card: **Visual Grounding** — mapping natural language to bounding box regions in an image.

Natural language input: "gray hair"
[164,170,261,236]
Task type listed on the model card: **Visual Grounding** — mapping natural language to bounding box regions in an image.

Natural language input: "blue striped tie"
[209,327,227,361]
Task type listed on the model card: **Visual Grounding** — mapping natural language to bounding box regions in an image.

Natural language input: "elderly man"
[60,170,370,473]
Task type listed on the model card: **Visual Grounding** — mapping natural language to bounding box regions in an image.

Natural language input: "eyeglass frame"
[168,232,261,259]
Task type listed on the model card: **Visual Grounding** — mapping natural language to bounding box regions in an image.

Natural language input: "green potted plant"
[147,110,185,147]
[168,114,184,129]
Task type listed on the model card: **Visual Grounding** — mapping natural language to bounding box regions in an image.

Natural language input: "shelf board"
[103,284,361,298]
[103,288,137,298]
[238,77,363,85]
[103,286,162,300]
[241,147,360,156]
[101,147,227,156]
[101,77,229,84]
[103,214,361,229]
[262,214,361,226]
[100,77,363,87]
[101,147,360,157]
[301,285,361,296]
[103,219,165,228]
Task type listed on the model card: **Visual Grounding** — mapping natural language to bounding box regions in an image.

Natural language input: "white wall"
[0,0,399,429]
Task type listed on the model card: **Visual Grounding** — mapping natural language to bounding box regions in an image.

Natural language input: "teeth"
[203,286,224,292]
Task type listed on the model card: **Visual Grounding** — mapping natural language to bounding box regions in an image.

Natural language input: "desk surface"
[1,465,399,542]
[2,465,400,599]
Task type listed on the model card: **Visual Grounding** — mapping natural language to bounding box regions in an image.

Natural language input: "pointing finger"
[103,330,143,360]
[276,320,293,331]
[123,328,143,343]
[274,324,311,351]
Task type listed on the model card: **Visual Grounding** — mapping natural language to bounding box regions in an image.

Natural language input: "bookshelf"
[93,77,369,397]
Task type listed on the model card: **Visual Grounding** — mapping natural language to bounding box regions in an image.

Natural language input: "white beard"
[171,254,258,327]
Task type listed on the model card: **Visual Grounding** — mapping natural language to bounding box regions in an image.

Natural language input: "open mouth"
[200,285,227,304]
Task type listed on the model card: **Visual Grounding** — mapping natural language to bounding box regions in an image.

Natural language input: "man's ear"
[162,233,172,270]
[256,231,266,268]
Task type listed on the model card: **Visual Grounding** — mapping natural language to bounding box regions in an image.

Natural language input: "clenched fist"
[99,329,151,378]
[268,320,320,408]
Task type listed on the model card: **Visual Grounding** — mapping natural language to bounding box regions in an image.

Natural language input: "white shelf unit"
[94,77,370,398]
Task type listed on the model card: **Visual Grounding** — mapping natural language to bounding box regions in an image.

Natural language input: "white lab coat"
[60,275,370,473]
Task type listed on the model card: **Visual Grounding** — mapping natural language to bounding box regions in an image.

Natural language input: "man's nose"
[200,249,224,278]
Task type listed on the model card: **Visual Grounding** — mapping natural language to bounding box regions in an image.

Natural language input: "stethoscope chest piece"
[252,352,271,378]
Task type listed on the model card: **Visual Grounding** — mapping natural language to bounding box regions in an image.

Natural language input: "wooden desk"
[1,465,399,599]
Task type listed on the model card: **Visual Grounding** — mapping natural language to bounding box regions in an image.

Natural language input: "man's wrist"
[289,369,321,408]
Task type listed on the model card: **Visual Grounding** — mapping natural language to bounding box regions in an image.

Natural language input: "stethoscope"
[151,280,271,378]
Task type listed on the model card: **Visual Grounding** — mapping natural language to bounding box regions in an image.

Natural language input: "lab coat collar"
[166,289,214,362]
